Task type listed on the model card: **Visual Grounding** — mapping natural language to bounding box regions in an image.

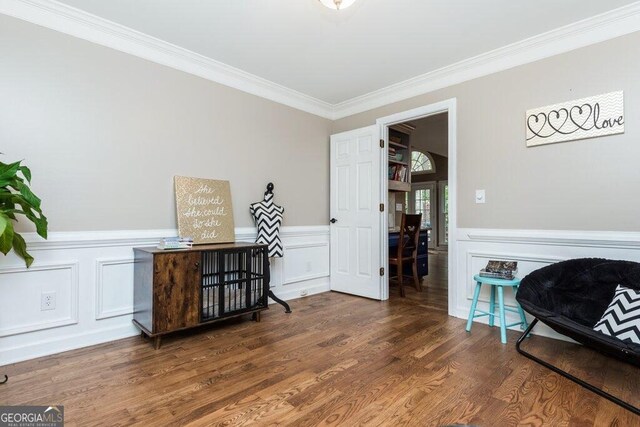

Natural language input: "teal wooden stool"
[465,274,528,344]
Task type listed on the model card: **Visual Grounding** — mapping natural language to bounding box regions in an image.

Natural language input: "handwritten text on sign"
[526,91,624,147]
[174,176,235,244]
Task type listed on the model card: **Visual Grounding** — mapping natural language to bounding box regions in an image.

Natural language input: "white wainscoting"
[453,228,640,341]
[95,257,135,320]
[0,261,79,337]
[0,226,329,365]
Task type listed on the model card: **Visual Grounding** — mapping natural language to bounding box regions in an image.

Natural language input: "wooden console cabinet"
[133,242,269,348]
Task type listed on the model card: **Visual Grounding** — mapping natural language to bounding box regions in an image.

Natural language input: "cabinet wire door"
[200,246,268,321]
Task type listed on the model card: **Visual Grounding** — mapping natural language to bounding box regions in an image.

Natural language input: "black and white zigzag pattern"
[250,194,284,258]
[593,284,640,344]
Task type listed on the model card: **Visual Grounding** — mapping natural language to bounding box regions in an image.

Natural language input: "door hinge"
[379,203,384,212]
[380,267,385,276]
[380,139,384,148]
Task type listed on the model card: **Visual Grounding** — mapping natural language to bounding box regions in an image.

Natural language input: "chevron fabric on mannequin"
[593,284,640,344]
[250,192,284,258]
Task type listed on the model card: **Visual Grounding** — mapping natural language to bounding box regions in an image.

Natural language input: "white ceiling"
[54,0,638,104]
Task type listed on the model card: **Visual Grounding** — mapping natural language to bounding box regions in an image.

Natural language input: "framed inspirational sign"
[174,176,235,244]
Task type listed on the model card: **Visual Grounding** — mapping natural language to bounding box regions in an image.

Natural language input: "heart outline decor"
[569,103,594,131]
[527,112,548,138]
[548,108,569,134]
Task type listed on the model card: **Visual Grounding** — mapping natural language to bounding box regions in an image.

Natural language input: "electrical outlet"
[300,289,308,297]
[41,291,56,311]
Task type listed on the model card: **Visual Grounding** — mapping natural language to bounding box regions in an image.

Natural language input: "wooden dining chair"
[389,213,422,297]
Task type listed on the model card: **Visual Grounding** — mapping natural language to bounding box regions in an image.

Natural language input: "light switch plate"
[475,189,486,204]
[396,203,403,212]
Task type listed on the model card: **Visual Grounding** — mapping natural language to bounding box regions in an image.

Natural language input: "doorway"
[377,99,457,316]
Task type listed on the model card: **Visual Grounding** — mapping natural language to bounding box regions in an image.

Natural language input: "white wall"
[0,227,329,365]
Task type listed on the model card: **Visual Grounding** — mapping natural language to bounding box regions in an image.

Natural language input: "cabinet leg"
[252,311,261,322]
[153,336,162,350]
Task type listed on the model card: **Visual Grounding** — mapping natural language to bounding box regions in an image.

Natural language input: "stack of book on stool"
[479,260,517,280]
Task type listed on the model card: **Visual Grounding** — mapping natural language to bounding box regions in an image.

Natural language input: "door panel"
[337,166,350,210]
[335,227,350,274]
[357,163,371,210]
[330,126,382,299]
[357,226,372,277]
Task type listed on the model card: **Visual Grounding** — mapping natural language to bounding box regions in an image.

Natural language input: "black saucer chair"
[515,258,640,415]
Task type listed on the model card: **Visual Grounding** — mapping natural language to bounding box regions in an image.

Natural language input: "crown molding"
[0,0,335,119]
[331,2,640,120]
[2,0,640,121]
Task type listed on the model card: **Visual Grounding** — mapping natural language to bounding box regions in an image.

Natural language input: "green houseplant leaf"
[11,232,34,268]
[0,161,21,182]
[0,155,47,267]
[19,165,32,183]
[0,215,15,255]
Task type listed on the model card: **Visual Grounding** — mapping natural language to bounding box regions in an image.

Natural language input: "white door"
[330,125,382,299]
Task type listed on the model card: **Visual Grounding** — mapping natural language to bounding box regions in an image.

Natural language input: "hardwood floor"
[1,252,638,426]
[393,250,448,310]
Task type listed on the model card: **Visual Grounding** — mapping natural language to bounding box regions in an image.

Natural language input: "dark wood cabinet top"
[134,242,267,254]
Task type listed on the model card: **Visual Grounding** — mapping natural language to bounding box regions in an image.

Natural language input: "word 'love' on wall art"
[526,91,624,147]
[174,176,235,244]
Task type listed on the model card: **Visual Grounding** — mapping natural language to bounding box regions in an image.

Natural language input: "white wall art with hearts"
[525,91,624,147]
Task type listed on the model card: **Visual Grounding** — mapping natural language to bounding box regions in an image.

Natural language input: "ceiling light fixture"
[319,0,356,10]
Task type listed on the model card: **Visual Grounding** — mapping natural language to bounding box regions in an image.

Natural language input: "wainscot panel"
[0,261,79,337]
[95,258,135,320]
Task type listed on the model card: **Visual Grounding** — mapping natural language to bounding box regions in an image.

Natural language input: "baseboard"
[269,277,331,303]
[1,323,139,366]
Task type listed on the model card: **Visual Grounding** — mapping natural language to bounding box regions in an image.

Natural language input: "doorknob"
[330,218,338,224]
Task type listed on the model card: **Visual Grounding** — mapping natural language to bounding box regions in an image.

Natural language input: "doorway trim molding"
[376,98,457,315]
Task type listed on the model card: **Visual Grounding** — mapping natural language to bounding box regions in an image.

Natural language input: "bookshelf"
[388,123,415,192]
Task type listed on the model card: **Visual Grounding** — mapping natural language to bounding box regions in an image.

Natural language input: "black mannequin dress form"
[249,184,284,258]
[250,183,291,313]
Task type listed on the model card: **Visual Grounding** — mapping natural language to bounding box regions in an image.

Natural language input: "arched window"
[411,151,435,174]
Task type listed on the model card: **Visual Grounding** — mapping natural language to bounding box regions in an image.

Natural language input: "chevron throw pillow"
[593,285,640,344]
